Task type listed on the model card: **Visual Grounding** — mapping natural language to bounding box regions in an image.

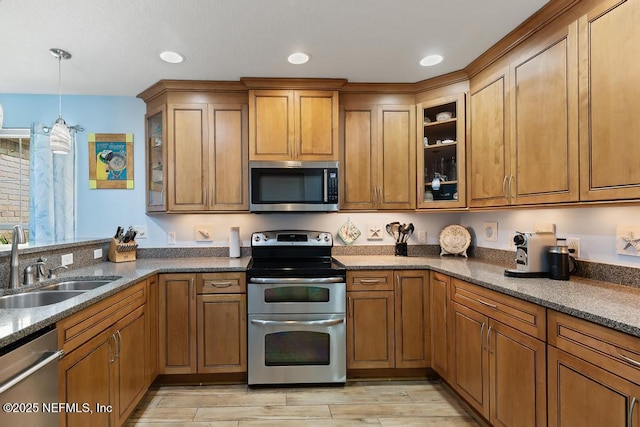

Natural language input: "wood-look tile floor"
[126,380,481,426]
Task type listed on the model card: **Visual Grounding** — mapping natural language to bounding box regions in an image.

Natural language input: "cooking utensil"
[387,222,400,241]
[403,223,414,242]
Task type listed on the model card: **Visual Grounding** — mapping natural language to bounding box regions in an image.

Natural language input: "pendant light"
[49,48,72,154]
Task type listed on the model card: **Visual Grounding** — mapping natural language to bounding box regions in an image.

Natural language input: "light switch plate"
[616,225,640,257]
[367,223,384,240]
[483,222,498,242]
[195,225,213,242]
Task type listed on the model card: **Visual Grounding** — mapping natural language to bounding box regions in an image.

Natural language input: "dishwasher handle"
[0,350,64,394]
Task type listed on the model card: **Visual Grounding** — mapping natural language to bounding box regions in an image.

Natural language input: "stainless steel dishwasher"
[0,328,63,426]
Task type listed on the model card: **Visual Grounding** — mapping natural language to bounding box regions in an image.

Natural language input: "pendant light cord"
[58,55,62,119]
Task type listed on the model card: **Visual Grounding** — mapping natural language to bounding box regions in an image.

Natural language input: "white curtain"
[29,123,75,242]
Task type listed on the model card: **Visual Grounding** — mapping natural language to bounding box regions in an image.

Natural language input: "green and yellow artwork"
[88,133,134,189]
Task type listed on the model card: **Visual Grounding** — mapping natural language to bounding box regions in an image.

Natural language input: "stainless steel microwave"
[249,161,339,212]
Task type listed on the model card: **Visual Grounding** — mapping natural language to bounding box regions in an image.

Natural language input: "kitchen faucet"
[8,225,27,289]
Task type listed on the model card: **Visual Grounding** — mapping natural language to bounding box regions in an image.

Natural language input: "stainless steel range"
[247,230,346,386]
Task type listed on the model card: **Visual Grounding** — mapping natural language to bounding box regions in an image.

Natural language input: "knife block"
[108,238,138,263]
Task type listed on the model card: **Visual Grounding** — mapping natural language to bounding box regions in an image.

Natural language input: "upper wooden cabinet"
[243,78,345,161]
[468,67,511,208]
[417,93,466,208]
[578,0,640,201]
[139,81,249,213]
[341,102,416,210]
[469,22,579,207]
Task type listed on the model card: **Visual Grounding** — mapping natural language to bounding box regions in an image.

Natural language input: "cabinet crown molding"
[240,77,347,90]
[137,80,248,103]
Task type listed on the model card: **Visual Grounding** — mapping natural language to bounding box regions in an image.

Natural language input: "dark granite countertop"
[0,257,250,348]
[2,255,639,349]
[334,255,640,339]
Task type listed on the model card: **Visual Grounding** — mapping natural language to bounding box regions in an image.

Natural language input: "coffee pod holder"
[108,238,138,263]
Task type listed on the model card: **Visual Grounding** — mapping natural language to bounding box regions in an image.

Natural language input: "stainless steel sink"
[43,279,114,291]
[0,291,86,309]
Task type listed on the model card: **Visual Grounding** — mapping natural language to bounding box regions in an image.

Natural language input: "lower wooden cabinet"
[346,270,429,370]
[347,289,395,369]
[58,281,147,427]
[159,273,197,374]
[145,275,159,386]
[548,346,640,426]
[450,279,546,427]
[547,309,640,426]
[158,272,247,375]
[430,272,451,381]
[196,293,247,373]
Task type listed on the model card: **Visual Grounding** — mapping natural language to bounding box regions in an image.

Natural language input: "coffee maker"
[505,231,557,277]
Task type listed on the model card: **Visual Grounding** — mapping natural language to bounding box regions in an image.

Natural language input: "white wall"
[140,211,461,249]
[461,206,640,268]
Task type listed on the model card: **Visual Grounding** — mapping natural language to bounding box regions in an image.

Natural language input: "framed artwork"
[89,133,134,189]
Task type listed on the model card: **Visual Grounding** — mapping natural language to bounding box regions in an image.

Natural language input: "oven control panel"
[251,230,333,247]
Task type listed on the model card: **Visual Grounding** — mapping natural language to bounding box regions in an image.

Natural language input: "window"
[0,129,30,243]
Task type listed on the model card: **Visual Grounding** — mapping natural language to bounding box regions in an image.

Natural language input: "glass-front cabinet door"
[417,93,466,209]
[146,105,166,212]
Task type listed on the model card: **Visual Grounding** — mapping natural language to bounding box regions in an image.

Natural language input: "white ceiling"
[0,0,548,97]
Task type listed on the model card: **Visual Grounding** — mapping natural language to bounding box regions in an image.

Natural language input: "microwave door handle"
[323,169,328,202]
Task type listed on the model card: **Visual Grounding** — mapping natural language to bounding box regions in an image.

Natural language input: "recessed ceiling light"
[160,51,184,64]
[288,52,310,65]
[420,55,443,67]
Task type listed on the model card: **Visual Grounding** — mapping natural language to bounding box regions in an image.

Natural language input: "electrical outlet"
[483,222,498,242]
[61,253,73,266]
[167,231,176,245]
[567,238,580,258]
[93,248,103,259]
[418,231,427,243]
[133,225,147,239]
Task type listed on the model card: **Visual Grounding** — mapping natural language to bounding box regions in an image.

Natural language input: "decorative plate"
[439,225,471,257]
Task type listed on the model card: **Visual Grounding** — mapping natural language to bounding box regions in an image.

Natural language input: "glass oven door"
[247,278,346,315]
[247,313,346,385]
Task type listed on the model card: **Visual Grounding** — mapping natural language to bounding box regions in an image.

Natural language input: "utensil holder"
[107,238,137,263]
[395,242,408,257]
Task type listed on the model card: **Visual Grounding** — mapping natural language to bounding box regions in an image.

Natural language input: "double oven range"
[246,230,346,386]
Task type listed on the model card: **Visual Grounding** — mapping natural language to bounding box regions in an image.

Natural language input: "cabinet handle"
[477,299,498,309]
[629,397,637,427]
[619,353,640,368]
[502,176,508,199]
[487,325,493,353]
[359,278,381,284]
[206,281,233,288]
[347,296,352,318]
[480,323,486,349]
[109,334,117,363]
[115,330,122,359]
[508,175,514,200]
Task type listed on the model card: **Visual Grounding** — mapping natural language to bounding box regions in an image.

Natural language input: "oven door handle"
[250,318,345,327]
[249,277,345,284]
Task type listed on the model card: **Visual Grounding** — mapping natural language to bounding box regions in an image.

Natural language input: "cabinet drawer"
[58,281,146,354]
[347,270,394,291]
[451,279,545,340]
[197,272,246,294]
[548,310,640,384]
